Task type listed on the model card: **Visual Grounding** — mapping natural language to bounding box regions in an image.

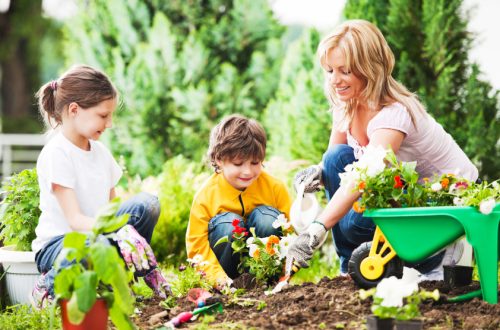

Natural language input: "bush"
[0,168,40,251]
[151,156,209,264]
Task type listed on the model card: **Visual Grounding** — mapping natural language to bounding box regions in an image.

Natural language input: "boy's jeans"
[322,144,443,274]
[208,205,283,279]
[34,192,160,296]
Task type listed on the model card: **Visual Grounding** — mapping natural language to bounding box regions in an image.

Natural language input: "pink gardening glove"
[144,268,172,299]
[114,225,158,272]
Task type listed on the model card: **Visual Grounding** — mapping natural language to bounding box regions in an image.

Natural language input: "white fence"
[0,134,47,180]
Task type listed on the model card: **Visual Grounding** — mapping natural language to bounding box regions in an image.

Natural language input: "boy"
[186,114,292,286]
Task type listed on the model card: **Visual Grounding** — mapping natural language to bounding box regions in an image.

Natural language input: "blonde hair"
[317,19,426,127]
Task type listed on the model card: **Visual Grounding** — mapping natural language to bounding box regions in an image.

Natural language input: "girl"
[31,65,169,308]
[288,20,478,277]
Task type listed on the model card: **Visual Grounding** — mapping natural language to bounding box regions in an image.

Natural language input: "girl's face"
[324,47,366,102]
[216,157,263,191]
[71,98,116,142]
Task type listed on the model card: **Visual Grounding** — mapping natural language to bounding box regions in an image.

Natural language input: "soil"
[134,277,500,330]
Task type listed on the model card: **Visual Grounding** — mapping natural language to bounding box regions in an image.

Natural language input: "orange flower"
[253,249,261,260]
[353,201,366,213]
[265,235,280,256]
[358,181,366,191]
[441,178,450,189]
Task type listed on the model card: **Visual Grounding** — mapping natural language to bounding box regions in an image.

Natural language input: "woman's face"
[324,47,366,102]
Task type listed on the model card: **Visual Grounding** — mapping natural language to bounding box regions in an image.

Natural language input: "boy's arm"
[52,183,96,231]
[186,203,229,284]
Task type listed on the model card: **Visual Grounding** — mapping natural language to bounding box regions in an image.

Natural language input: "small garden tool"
[269,256,301,294]
[164,302,223,329]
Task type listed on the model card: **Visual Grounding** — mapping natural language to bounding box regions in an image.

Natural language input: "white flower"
[479,198,496,215]
[374,268,420,307]
[187,254,205,267]
[248,243,259,258]
[492,181,499,190]
[272,214,291,230]
[453,197,464,206]
[357,145,388,177]
[277,234,297,260]
[431,182,442,192]
[448,183,456,193]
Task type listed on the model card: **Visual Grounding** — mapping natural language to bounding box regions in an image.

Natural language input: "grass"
[0,304,60,330]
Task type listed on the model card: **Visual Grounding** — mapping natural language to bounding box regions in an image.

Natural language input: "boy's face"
[217,157,263,191]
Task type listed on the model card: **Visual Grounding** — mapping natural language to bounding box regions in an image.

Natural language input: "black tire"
[348,241,404,289]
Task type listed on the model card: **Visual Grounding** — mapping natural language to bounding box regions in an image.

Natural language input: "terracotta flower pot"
[61,299,108,330]
[394,319,423,330]
[366,315,394,330]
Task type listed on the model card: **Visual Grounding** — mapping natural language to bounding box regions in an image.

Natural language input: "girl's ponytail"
[36,80,60,127]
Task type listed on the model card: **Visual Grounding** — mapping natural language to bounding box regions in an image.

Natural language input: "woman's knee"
[322,144,355,174]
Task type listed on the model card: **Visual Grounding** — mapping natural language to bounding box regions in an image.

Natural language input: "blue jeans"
[34,192,160,296]
[322,145,443,274]
[208,205,283,279]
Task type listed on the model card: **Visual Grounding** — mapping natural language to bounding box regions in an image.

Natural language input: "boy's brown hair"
[207,114,267,172]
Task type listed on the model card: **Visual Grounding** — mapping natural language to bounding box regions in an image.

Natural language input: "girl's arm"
[318,128,404,229]
[328,129,347,148]
[52,184,96,231]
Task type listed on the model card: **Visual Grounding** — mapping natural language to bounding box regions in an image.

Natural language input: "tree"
[344,0,500,179]
[264,29,331,162]
[63,0,285,177]
[0,0,50,133]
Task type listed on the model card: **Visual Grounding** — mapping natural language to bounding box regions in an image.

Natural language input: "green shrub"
[151,156,209,264]
[0,304,60,330]
[0,168,40,251]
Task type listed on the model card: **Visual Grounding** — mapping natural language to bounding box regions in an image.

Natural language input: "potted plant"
[54,199,135,330]
[360,269,440,330]
[0,168,41,305]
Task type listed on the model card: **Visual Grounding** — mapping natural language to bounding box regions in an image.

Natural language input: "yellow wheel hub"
[360,255,385,280]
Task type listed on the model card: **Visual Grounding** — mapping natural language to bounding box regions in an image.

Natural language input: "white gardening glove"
[286,221,328,268]
[294,165,323,193]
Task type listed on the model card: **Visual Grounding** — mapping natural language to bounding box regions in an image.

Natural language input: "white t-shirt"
[333,102,479,181]
[32,133,122,253]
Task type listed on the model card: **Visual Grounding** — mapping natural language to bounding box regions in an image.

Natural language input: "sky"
[271,0,500,90]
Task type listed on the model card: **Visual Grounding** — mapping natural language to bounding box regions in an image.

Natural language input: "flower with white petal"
[374,268,420,307]
[453,197,464,206]
[479,198,496,215]
[277,234,297,260]
[272,214,291,230]
[431,182,442,192]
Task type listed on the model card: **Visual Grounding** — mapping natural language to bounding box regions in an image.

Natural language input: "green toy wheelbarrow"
[347,203,500,304]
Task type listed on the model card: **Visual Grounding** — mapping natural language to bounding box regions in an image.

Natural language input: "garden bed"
[135,276,500,329]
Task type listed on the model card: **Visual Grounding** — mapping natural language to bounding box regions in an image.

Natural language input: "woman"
[288,19,477,277]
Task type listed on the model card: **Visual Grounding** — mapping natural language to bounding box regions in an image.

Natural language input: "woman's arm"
[318,128,405,229]
[52,184,96,231]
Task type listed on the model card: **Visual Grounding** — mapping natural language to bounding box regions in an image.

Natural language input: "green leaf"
[75,271,98,313]
[109,302,136,330]
[214,235,229,248]
[63,232,88,250]
[67,293,86,325]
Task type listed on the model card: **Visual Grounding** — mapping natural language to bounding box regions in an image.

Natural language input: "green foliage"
[289,242,339,285]
[170,261,213,297]
[0,304,60,330]
[0,168,40,251]
[151,156,209,264]
[54,199,135,329]
[360,287,440,321]
[264,29,331,162]
[64,0,285,177]
[344,0,500,180]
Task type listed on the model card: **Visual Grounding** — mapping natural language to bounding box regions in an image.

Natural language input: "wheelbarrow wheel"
[348,242,404,289]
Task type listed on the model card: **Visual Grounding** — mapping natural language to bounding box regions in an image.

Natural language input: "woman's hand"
[294,165,323,193]
[286,221,328,268]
